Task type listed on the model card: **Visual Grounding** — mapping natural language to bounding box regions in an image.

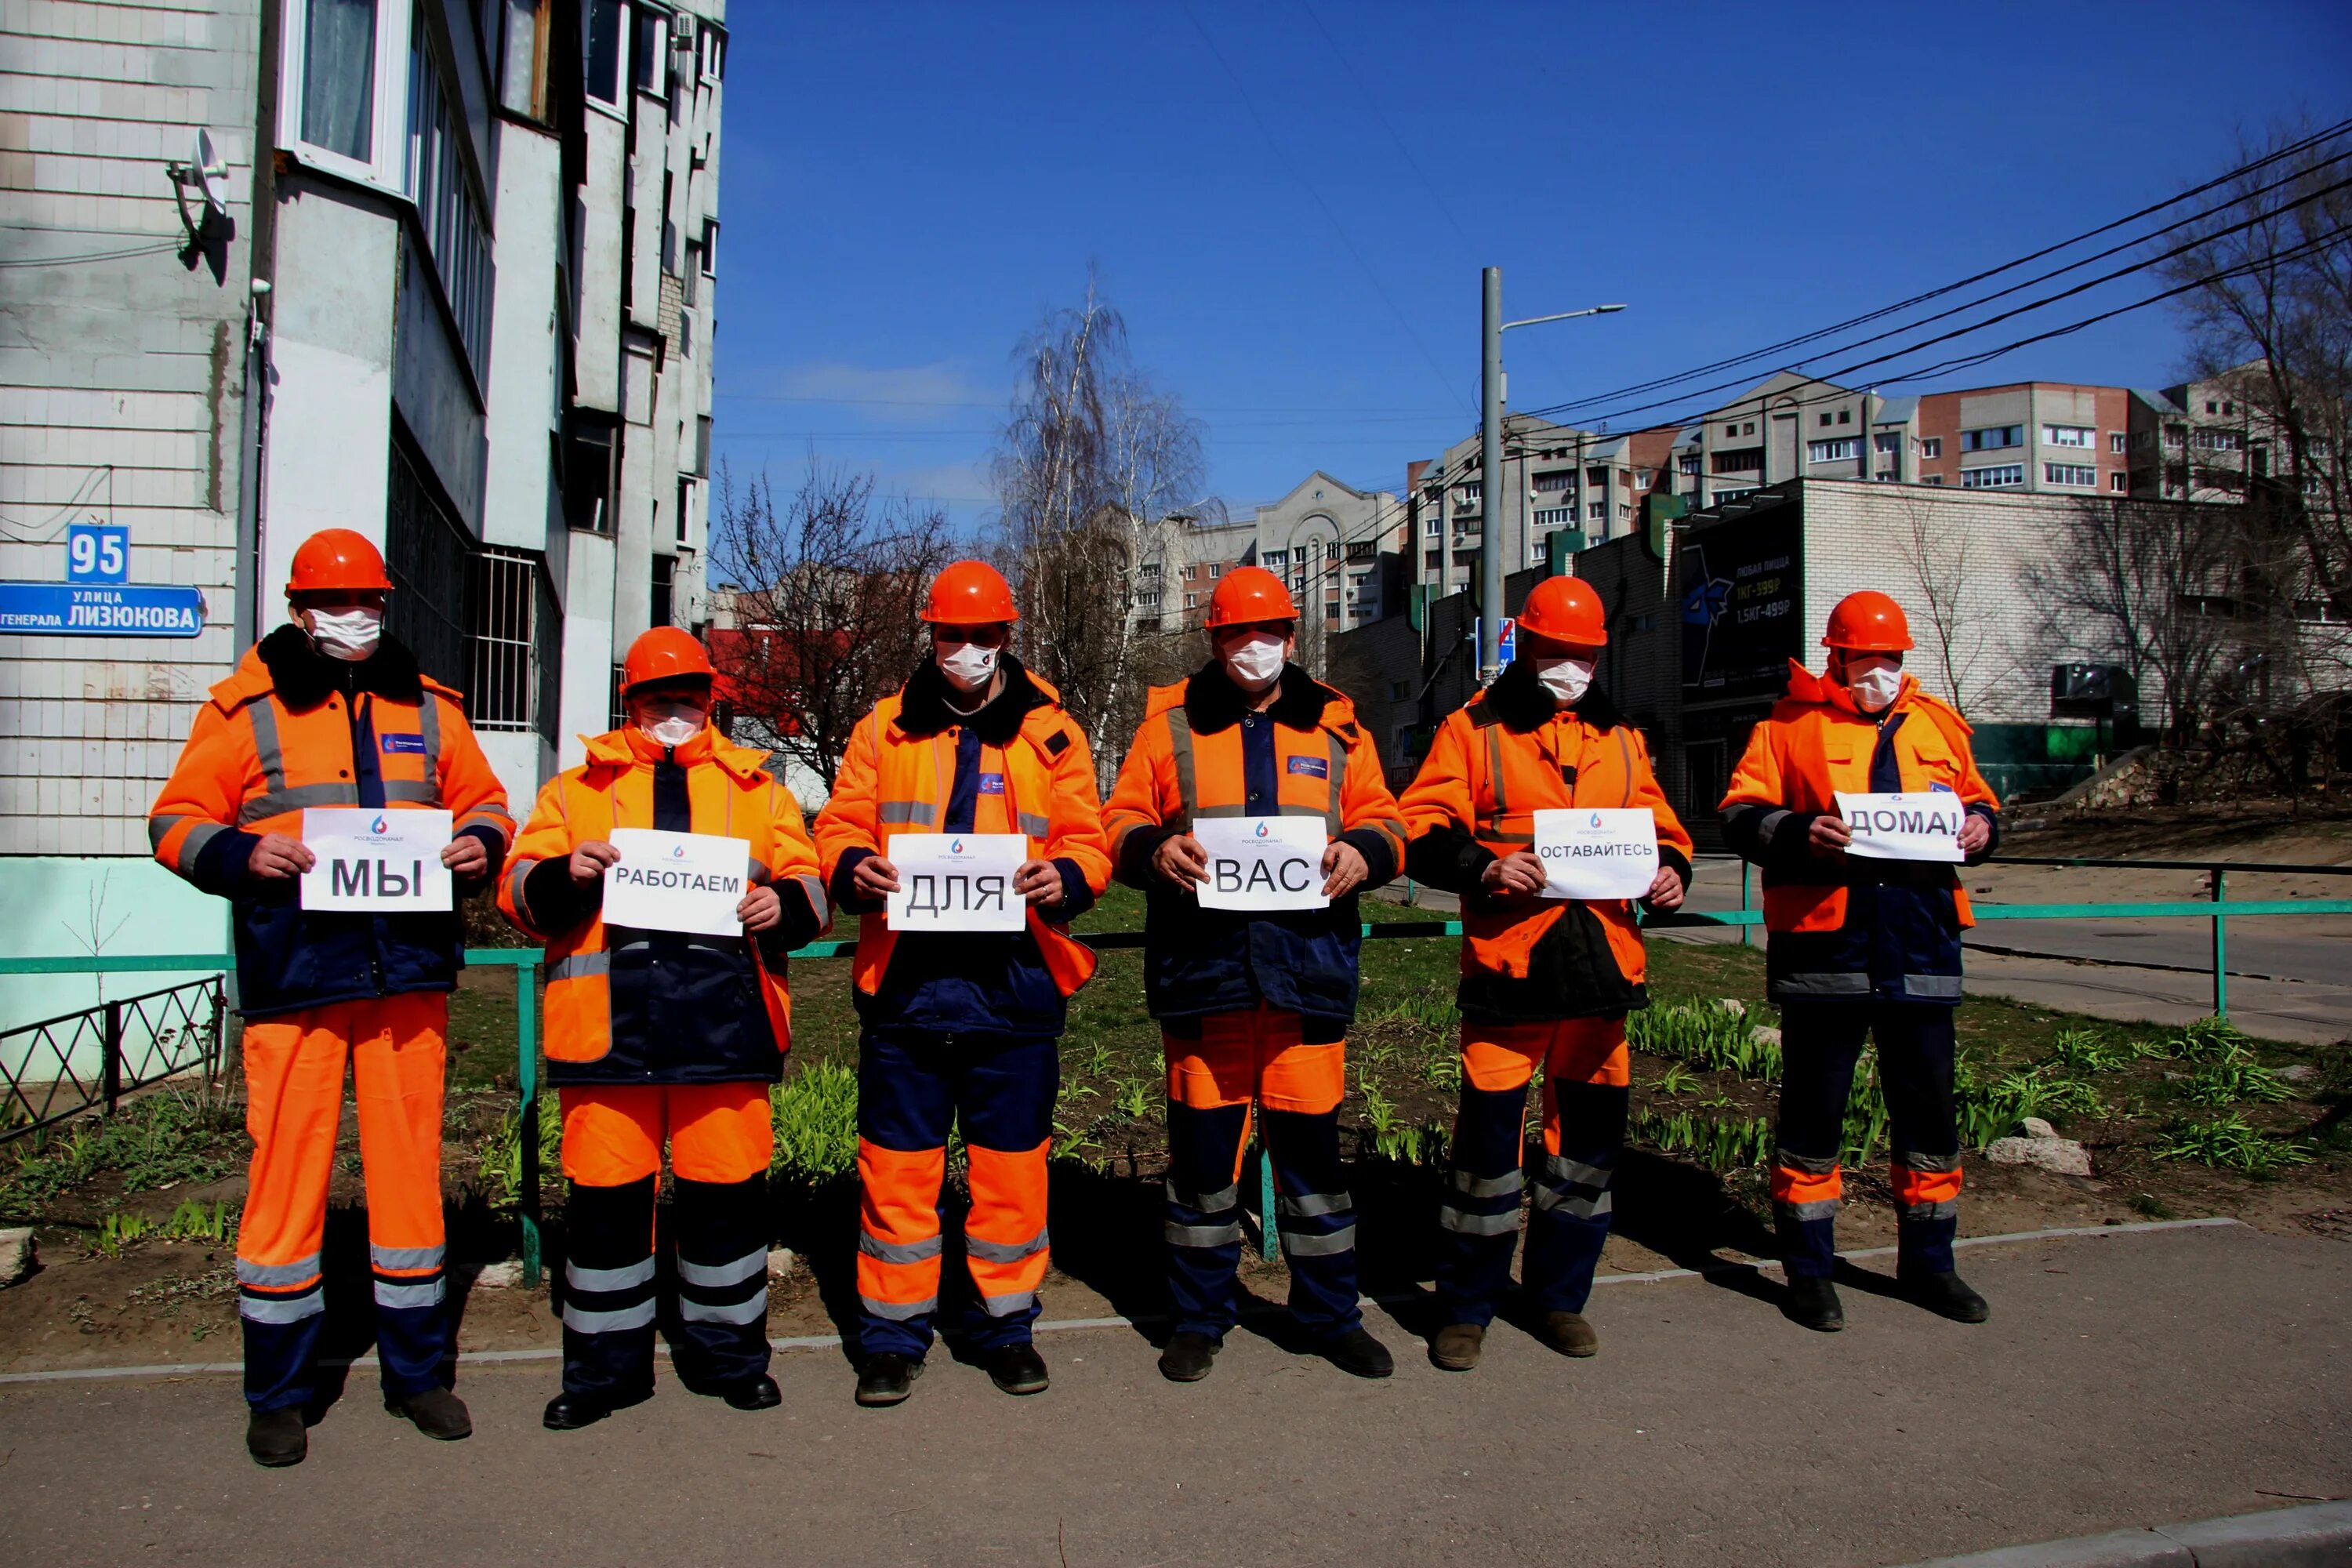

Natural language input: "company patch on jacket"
[979,773,1007,794]
[380,733,428,755]
[1287,756,1330,778]
[1045,728,1070,755]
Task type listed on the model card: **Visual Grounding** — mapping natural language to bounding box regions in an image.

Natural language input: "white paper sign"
[1532,808,1661,900]
[1193,817,1330,912]
[1835,791,1965,862]
[601,828,754,935]
[301,808,454,912]
[886,832,1028,932]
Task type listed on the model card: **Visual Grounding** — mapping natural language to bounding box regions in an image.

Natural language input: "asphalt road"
[2,1222,2344,1567]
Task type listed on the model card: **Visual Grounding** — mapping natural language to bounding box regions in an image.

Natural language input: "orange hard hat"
[1515,575,1608,646]
[622,626,716,693]
[921,560,1019,624]
[1205,564,1299,628]
[1821,590,1915,652]
[285,528,393,596]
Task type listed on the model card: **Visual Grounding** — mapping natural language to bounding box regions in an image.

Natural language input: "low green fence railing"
[5,855,2347,1283]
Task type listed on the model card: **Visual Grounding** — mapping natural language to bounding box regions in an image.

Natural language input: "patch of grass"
[2181,1051,2292,1109]
[2045,1027,2141,1075]
[2153,1113,2312,1176]
[2165,1016,2255,1065]
[1631,1108,1773,1171]
[1654,1062,1700,1097]
[475,1100,564,1207]
[0,1089,241,1218]
[771,1060,859,1183]
[1628,1000,1783,1079]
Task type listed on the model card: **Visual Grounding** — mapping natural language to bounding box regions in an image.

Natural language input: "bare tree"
[993,279,1209,778]
[2154,119,2352,622]
[708,459,952,793]
[1891,489,1995,717]
[2027,495,2234,740]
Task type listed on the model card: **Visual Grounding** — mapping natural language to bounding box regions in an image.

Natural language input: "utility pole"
[1477,268,1625,685]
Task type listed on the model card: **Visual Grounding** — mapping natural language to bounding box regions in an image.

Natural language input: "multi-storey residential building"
[1406,416,1644,603]
[0,0,728,1002]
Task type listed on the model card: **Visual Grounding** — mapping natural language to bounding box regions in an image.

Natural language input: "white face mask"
[1223,633,1287,689]
[1534,655,1595,706]
[938,641,999,691]
[1844,658,1903,712]
[302,606,381,662]
[637,699,706,748]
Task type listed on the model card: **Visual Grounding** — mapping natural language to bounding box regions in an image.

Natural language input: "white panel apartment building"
[0,0,727,1011]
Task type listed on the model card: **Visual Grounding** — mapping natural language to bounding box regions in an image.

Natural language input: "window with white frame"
[1963,425,2024,452]
[2109,431,2128,454]
[1873,432,1900,454]
[1679,454,1700,476]
[699,21,727,80]
[1586,501,1606,521]
[282,0,412,186]
[2043,425,2094,448]
[1961,464,2024,488]
[1533,470,1573,493]
[2044,463,2096,487]
[1533,507,1574,527]
[1528,534,1551,564]
[1919,437,1942,459]
[2195,429,2245,451]
[1808,438,1861,463]
[1422,514,1441,536]
[2110,472,2129,492]
[632,5,667,96]
[1261,549,1287,568]
[584,0,626,107]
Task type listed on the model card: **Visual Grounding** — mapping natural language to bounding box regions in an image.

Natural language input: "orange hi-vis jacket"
[813,660,1112,1012]
[499,726,827,1083]
[1399,662,1693,1023]
[1102,662,1406,1022]
[149,627,512,1016]
[1719,662,2000,1004]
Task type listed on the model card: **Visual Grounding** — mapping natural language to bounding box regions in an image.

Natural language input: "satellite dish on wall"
[168,129,229,217]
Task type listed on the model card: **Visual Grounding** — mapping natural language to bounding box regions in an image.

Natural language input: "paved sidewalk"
[2,1223,2345,1566]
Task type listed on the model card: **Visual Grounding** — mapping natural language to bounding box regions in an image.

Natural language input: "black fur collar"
[896,652,1046,745]
[1183,659,1334,735]
[258,622,423,711]
[1476,655,1627,734]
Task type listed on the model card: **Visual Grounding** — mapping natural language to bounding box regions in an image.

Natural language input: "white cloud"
[738,361,998,424]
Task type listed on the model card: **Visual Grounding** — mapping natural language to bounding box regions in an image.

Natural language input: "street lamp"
[1479,267,1624,685]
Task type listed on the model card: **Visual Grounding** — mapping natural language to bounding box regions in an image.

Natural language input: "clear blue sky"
[710,0,2352,535]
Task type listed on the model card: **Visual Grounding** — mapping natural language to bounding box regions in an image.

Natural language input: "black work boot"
[1901,1269,1990,1323]
[385,1386,473,1440]
[542,1385,650,1431]
[1158,1331,1220,1383]
[985,1342,1050,1396]
[1783,1275,1844,1332]
[723,1374,782,1411]
[1428,1323,1485,1371]
[855,1353,924,1407]
[1321,1327,1395,1379]
[246,1406,307,1467]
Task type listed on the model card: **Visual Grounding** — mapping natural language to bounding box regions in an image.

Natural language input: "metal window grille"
[385,438,476,696]
[473,550,549,733]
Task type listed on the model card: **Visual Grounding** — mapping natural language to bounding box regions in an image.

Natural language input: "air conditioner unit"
[671,12,698,45]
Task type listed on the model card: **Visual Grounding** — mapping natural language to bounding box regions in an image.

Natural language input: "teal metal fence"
[4,855,2346,1282]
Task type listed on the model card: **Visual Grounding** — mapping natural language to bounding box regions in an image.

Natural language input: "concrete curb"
[0,1214,2246,1387]
[1897,1498,2352,1567]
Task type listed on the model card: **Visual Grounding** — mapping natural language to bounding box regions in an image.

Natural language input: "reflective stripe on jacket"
[1103,662,1406,1022]
[499,726,826,1081]
[1719,661,2002,1004]
[1398,662,1692,1023]
[812,664,1112,1017]
[147,629,513,1016]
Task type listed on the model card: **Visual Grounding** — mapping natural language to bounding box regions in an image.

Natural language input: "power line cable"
[1523,114,2352,416]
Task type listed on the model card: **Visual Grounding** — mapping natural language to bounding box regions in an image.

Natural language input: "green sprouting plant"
[1631,1109,1773,1171]
[1421,1050,1463,1094]
[162,1199,236,1244]
[92,1210,154,1256]
[2045,1028,2135,1075]
[1080,1039,1113,1078]
[1654,1063,1700,1097]
[771,1062,860,1182]
[2153,1113,2311,1176]
[1112,1077,1156,1120]
[477,1101,565,1207]
[2180,1047,2292,1109]
[1358,1077,1400,1140]
[1628,1002,1782,1080]
[2168,1016,2252,1064]
[2,1091,239,1215]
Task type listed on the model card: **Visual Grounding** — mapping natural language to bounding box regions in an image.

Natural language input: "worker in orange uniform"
[148,528,511,1466]
[812,561,1112,1407]
[499,628,828,1428]
[1397,575,1691,1371]
[1103,565,1408,1383]
[1720,590,2000,1333]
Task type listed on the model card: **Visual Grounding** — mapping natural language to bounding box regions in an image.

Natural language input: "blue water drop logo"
[1588,811,1603,828]
[369,815,389,833]
[951,838,964,854]
[1254,821,1269,838]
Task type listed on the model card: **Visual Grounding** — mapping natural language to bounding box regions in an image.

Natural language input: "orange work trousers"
[235,993,448,1409]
